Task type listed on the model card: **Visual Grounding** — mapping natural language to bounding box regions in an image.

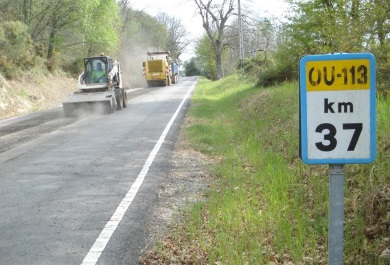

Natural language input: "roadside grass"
[141,75,390,264]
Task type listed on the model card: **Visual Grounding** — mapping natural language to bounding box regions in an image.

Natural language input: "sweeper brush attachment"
[62,92,116,117]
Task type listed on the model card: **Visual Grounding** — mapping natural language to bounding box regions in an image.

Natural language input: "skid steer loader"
[62,55,127,117]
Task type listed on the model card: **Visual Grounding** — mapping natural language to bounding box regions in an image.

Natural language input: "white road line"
[81,82,196,265]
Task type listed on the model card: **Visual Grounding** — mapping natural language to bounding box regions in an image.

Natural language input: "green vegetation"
[190,0,390,97]
[143,75,390,264]
[263,0,390,95]
[184,58,203,77]
[0,0,189,86]
[0,21,37,78]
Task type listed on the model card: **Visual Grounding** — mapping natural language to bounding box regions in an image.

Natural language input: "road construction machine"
[62,55,127,116]
[143,51,172,87]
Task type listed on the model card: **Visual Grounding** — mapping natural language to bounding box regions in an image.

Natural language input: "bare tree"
[118,0,132,30]
[194,0,236,80]
[224,16,274,61]
[156,13,191,60]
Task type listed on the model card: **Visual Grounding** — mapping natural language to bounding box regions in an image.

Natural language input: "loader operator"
[92,62,106,83]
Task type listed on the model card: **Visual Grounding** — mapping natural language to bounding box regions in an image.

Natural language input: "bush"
[0,21,36,79]
[256,62,297,87]
[62,58,84,77]
[45,49,62,73]
[239,52,267,83]
[238,48,298,88]
[184,58,203,77]
[34,43,45,58]
[371,44,390,98]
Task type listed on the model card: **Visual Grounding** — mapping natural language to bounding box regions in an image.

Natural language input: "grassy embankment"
[144,75,390,264]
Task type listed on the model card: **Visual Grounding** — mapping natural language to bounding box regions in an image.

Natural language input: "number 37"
[315,123,363,152]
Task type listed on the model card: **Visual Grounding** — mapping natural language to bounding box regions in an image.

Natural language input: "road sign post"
[299,53,376,264]
[329,164,345,264]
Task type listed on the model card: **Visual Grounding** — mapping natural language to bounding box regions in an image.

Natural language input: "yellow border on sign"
[306,59,370,91]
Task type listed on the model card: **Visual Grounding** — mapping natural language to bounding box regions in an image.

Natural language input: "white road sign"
[299,53,376,164]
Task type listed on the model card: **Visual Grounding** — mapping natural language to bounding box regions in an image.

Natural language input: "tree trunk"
[47,30,56,59]
[20,0,32,25]
[215,51,223,80]
[194,0,235,81]
[47,16,57,59]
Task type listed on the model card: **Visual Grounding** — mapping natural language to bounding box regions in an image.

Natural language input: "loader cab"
[83,56,113,84]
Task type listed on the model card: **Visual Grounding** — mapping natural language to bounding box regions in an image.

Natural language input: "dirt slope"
[0,70,77,120]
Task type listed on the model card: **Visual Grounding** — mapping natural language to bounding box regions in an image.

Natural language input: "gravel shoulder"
[140,119,211,261]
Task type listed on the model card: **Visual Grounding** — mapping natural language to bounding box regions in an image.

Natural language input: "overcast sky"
[131,0,289,60]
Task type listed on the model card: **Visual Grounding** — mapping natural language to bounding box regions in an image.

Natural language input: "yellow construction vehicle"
[142,51,172,87]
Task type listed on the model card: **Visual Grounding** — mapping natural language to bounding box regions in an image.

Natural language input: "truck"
[171,59,180,84]
[143,51,172,87]
[62,55,127,116]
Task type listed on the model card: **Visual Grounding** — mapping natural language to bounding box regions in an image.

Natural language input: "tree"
[222,15,276,76]
[366,0,390,93]
[121,10,169,50]
[156,13,191,60]
[118,0,132,30]
[24,0,120,59]
[184,58,203,76]
[117,8,171,87]
[46,1,81,59]
[82,0,121,56]
[20,0,32,25]
[257,0,390,93]
[263,0,371,86]
[195,34,216,79]
[194,0,236,80]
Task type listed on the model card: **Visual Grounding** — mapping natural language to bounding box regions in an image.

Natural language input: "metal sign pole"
[238,0,244,65]
[328,164,345,264]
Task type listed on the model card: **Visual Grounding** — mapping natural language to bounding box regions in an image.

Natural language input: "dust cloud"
[63,101,114,117]
[118,44,156,89]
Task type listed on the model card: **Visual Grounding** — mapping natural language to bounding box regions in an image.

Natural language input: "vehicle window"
[84,58,107,84]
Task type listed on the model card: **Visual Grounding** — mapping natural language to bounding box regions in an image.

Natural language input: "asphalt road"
[0,77,197,265]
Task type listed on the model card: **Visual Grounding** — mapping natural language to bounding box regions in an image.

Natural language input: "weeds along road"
[0,77,197,265]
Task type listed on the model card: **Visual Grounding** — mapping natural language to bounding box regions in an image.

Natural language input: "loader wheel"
[123,92,127,108]
[116,94,123,110]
